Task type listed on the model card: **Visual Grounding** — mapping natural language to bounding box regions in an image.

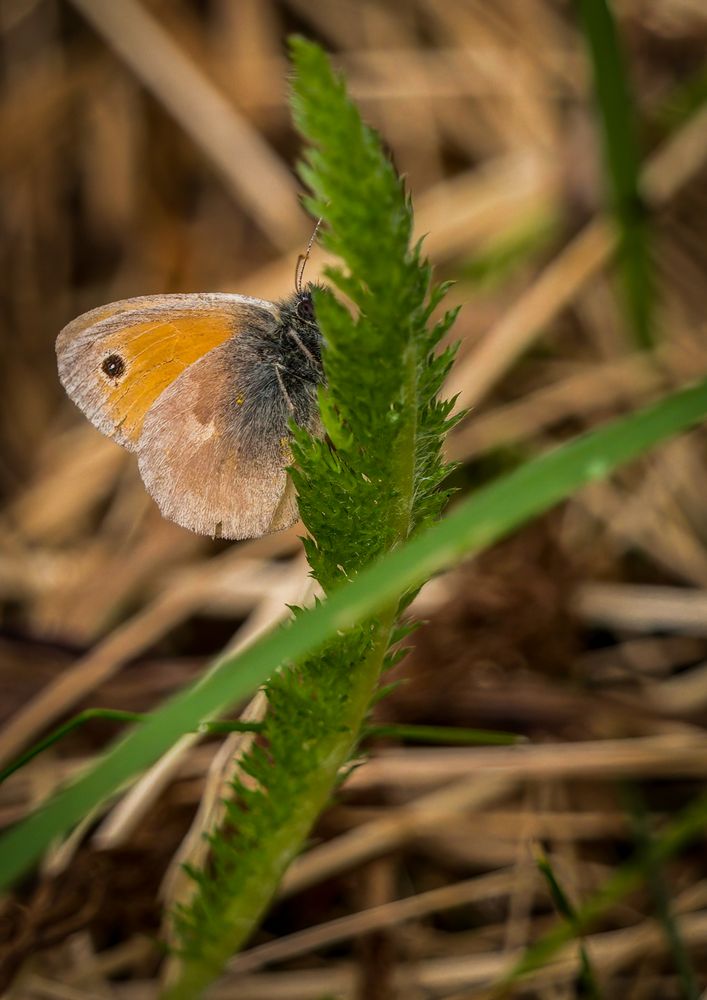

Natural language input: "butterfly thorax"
[274,288,323,378]
[220,287,323,458]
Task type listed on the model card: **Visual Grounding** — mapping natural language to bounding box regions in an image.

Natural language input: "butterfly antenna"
[295,217,323,293]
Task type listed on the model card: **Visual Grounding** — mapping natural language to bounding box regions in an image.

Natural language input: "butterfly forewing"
[56,293,278,449]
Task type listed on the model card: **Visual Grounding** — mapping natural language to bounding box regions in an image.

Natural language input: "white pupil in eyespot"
[102,354,125,378]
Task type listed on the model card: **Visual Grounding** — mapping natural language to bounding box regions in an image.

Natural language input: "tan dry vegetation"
[1,0,707,997]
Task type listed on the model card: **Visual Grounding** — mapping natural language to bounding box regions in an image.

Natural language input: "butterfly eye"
[102,353,126,380]
[296,294,315,324]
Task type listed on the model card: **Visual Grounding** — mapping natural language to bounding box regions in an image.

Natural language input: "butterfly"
[56,279,324,540]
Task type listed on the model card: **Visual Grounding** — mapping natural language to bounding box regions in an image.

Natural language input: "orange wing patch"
[92,314,237,446]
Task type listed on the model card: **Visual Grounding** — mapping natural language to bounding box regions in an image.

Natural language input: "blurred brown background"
[2,1,707,997]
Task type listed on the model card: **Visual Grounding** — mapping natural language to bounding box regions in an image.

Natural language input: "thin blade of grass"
[0,711,264,786]
[494,790,707,995]
[578,0,653,349]
[1,377,707,890]
[535,851,602,999]
[623,786,700,999]
[364,724,523,746]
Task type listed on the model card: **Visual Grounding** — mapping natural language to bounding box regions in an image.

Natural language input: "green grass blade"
[0,711,263,786]
[495,790,707,995]
[0,709,144,784]
[536,852,602,999]
[1,377,707,890]
[578,0,653,349]
[364,724,523,746]
[623,787,700,999]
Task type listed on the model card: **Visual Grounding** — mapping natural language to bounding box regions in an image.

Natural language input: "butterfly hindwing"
[136,337,299,539]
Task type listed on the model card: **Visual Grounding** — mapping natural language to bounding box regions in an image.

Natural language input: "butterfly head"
[295,288,316,325]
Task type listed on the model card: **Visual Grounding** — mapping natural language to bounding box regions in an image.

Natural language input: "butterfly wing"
[136,337,301,539]
[56,292,278,450]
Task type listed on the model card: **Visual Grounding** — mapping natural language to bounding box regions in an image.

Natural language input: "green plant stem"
[166,191,423,995]
[165,610,398,999]
[1,378,707,892]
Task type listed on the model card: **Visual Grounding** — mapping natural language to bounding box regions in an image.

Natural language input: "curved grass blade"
[0,377,706,891]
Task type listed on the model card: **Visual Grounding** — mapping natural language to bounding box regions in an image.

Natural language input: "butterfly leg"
[287,328,318,366]
[274,364,295,413]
